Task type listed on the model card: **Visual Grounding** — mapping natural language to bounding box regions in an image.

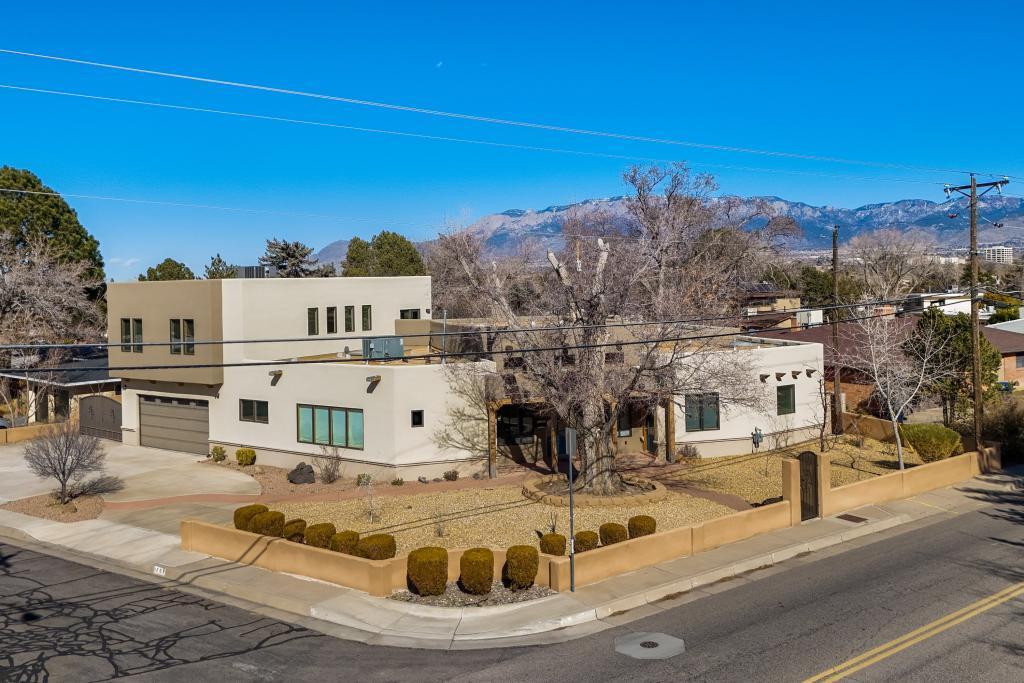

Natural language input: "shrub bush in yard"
[233,504,268,530]
[628,515,657,539]
[304,522,337,548]
[599,522,628,546]
[504,545,539,590]
[574,530,599,553]
[899,423,962,463]
[443,469,459,481]
[354,533,396,560]
[407,546,448,596]
[210,445,226,462]
[282,518,307,542]
[330,530,360,554]
[539,532,566,556]
[235,448,257,466]
[459,547,493,595]
[247,511,285,537]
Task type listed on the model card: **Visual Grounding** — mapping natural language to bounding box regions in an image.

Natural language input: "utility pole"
[944,176,1009,450]
[831,225,843,434]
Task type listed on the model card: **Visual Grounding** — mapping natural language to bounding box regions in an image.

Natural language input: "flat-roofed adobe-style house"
[106,277,825,479]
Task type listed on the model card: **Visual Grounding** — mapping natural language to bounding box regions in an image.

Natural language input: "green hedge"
[304,522,337,548]
[460,547,494,595]
[899,423,963,463]
[329,530,360,554]
[628,515,657,539]
[599,523,628,546]
[408,546,448,596]
[539,532,566,556]
[504,545,539,590]
[354,534,396,560]
[233,504,268,531]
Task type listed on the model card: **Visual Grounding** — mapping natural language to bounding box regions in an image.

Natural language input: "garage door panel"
[139,394,209,455]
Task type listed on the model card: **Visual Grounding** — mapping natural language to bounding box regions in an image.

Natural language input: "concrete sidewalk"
[0,471,1017,650]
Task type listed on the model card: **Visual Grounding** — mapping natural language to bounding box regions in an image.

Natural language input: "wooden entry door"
[798,450,820,521]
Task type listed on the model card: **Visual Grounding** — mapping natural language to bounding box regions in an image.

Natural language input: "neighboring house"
[902,292,996,320]
[981,326,1024,384]
[737,282,801,315]
[0,351,121,424]
[106,277,825,478]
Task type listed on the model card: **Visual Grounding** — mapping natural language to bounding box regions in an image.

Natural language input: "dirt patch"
[389,581,554,607]
[1,493,104,522]
[202,459,354,498]
[274,485,732,554]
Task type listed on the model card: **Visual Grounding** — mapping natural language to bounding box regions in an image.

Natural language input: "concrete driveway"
[0,441,259,504]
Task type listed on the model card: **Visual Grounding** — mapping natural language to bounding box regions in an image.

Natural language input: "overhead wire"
[0,47,1012,180]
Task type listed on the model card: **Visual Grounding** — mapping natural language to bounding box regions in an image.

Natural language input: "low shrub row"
[209,446,257,466]
[231,504,396,560]
[538,515,657,556]
[405,544,540,597]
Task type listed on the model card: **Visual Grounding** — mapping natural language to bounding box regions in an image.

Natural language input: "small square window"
[411,410,424,428]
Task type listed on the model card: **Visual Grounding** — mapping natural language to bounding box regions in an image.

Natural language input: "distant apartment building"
[981,246,1014,265]
[105,277,825,478]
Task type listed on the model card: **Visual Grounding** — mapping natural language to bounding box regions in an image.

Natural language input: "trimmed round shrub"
[574,530,599,553]
[354,534,397,560]
[443,469,459,481]
[628,515,657,539]
[329,530,360,554]
[247,510,285,537]
[504,545,539,590]
[539,533,566,556]
[210,445,227,462]
[282,518,307,542]
[599,523,628,546]
[408,546,449,596]
[459,547,494,595]
[899,423,963,463]
[304,522,337,548]
[233,504,268,531]
[236,448,257,466]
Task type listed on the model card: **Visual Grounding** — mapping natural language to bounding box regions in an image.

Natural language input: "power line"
[0,84,947,186]
[0,47,1009,179]
[0,296,940,352]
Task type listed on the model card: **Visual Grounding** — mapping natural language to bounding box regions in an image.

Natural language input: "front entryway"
[798,450,820,521]
[138,395,210,454]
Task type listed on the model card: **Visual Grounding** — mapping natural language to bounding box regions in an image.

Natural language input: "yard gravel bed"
[389,581,554,607]
[1,493,104,522]
[274,486,733,554]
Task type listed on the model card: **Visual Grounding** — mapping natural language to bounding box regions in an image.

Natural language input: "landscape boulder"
[287,462,316,485]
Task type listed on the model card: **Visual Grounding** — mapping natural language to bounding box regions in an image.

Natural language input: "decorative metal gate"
[79,395,123,442]
[798,450,819,521]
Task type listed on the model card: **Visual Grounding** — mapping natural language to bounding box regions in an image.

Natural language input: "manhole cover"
[614,632,686,660]
[837,513,868,523]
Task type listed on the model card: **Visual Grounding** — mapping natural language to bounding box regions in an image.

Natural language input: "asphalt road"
[1,480,1021,682]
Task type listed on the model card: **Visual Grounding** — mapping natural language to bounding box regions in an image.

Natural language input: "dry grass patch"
[667,436,920,505]
[275,485,732,554]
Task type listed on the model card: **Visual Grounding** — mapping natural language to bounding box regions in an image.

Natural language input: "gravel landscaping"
[202,459,356,498]
[1,493,104,522]
[274,485,733,554]
[667,436,923,506]
[389,581,554,607]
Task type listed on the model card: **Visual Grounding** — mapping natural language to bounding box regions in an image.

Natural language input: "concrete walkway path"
[0,469,1017,650]
[0,441,260,504]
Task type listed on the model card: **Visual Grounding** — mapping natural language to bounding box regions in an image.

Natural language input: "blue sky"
[1,1,1022,280]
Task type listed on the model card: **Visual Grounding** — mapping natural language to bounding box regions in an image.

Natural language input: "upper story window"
[169,319,195,355]
[776,385,796,415]
[345,306,355,332]
[120,318,143,353]
[684,393,720,432]
[400,309,421,320]
[327,306,338,335]
[361,305,372,331]
[307,307,319,335]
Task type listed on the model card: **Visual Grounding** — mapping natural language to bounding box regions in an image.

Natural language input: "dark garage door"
[139,395,210,454]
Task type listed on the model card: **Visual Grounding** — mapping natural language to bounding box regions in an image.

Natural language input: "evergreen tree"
[340,231,425,277]
[0,166,105,280]
[259,238,323,278]
[204,253,236,279]
[138,258,196,281]
[341,237,372,276]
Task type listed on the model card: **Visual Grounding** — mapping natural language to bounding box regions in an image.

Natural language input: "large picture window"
[777,385,796,416]
[684,393,720,432]
[297,404,364,449]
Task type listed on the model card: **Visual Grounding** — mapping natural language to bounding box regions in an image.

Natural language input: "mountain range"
[316,194,1024,263]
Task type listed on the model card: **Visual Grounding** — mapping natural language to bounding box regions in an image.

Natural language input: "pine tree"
[341,237,372,276]
[138,258,196,281]
[340,231,425,277]
[259,238,323,278]
[204,253,236,279]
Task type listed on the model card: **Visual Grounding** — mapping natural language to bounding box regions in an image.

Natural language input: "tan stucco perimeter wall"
[0,422,53,444]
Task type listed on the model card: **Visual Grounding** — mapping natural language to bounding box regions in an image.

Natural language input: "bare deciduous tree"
[23,420,113,504]
[847,229,937,301]
[313,445,342,484]
[843,315,951,469]
[433,164,798,495]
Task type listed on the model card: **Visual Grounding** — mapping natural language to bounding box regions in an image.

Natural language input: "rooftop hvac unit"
[362,337,405,359]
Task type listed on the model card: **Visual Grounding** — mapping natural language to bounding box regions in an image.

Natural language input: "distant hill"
[316,194,1024,259]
